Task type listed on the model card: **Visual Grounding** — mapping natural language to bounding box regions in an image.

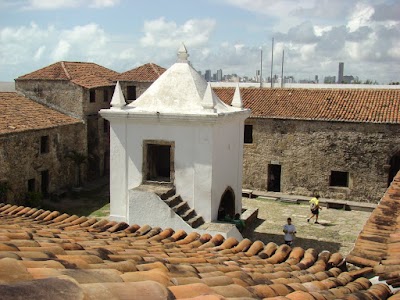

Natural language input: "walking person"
[283,217,296,246]
[307,194,322,224]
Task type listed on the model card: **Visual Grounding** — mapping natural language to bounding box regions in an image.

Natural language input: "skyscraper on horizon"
[338,62,344,84]
[205,69,211,82]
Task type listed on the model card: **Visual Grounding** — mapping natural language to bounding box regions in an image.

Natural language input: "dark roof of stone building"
[0,92,82,135]
[118,63,166,82]
[0,201,398,299]
[347,171,400,288]
[16,61,119,89]
[214,87,400,124]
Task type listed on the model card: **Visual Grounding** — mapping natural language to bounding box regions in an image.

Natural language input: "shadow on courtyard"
[42,179,110,217]
[242,217,342,254]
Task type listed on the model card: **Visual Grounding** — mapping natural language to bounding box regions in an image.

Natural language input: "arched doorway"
[217,187,235,221]
[388,152,400,186]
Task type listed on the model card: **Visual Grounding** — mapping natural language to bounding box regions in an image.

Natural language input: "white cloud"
[89,0,119,8]
[140,18,216,49]
[347,3,374,32]
[52,40,71,61]
[23,0,119,10]
[33,46,46,61]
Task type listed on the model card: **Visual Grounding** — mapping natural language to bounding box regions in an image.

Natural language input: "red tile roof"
[118,63,166,82]
[0,201,397,299]
[0,92,82,135]
[347,171,400,287]
[16,61,119,89]
[214,87,400,124]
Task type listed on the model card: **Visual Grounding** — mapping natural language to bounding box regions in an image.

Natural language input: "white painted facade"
[100,45,250,234]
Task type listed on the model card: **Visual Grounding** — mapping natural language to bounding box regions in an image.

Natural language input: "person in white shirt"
[283,217,296,246]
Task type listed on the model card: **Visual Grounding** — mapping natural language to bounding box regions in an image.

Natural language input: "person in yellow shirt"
[307,194,322,224]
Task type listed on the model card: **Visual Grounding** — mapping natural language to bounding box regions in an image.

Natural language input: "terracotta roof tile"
[348,171,400,285]
[118,63,166,82]
[16,61,119,89]
[0,92,82,135]
[0,200,397,299]
[214,87,400,124]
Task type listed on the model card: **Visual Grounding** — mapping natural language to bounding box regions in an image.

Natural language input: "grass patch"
[42,181,110,218]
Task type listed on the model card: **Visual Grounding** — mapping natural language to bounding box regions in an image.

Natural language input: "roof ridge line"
[150,63,162,76]
[61,62,72,80]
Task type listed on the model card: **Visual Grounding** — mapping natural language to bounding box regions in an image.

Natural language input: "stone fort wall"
[243,117,400,202]
[0,123,86,203]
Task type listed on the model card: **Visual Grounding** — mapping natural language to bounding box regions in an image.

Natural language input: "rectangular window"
[28,178,35,192]
[330,171,349,187]
[40,135,49,154]
[90,90,96,103]
[127,86,137,100]
[103,89,109,102]
[244,125,253,144]
[103,119,109,133]
[143,141,175,183]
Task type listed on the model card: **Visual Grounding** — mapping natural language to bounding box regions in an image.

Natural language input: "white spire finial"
[201,83,217,112]
[177,43,189,63]
[110,81,126,109]
[231,83,243,108]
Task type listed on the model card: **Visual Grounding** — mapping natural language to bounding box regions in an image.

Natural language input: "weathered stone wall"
[0,123,86,203]
[243,118,400,202]
[119,82,153,102]
[82,86,114,116]
[16,80,114,180]
[15,80,85,119]
[86,115,110,179]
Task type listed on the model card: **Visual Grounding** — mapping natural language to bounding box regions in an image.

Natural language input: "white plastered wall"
[108,118,128,222]
[211,116,245,220]
[125,117,214,222]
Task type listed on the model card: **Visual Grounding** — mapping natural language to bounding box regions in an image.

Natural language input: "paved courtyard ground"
[241,197,372,256]
[43,180,373,257]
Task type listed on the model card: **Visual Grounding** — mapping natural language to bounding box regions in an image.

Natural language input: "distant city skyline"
[199,62,375,85]
[0,0,399,83]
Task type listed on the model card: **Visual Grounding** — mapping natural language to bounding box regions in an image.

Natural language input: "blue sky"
[0,0,399,83]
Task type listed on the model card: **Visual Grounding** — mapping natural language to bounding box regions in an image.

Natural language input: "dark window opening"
[244,125,253,144]
[90,90,96,103]
[127,86,137,100]
[103,89,109,102]
[34,86,43,97]
[388,153,400,186]
[146,144,171,182]
[41,170,49,197]
[217,187,235,221]
[40,135,49,154]
[330,171,349,187]
[28,179,35,192]
[103,119,109,133]
[267,164,281,192]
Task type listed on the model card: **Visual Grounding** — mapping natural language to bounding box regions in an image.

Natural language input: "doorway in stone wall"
[143,141,175,183]
[267,164,281,192]
[218,187,235,221]
[388,152,400,186]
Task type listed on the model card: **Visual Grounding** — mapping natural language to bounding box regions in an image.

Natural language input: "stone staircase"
[157,186,205,228]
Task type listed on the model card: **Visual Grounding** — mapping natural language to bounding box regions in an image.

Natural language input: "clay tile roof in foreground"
[118,63,166,82]
[0,92,82,135]
[0,202,398,299]
[347,170,400,288]
[16,61,119,89]
[214,87,400,124]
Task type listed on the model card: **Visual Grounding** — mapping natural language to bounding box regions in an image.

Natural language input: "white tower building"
[100,44,250,238]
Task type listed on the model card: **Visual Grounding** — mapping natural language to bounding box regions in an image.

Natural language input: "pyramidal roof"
[16,61,119,89]
[127,44,245,115]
